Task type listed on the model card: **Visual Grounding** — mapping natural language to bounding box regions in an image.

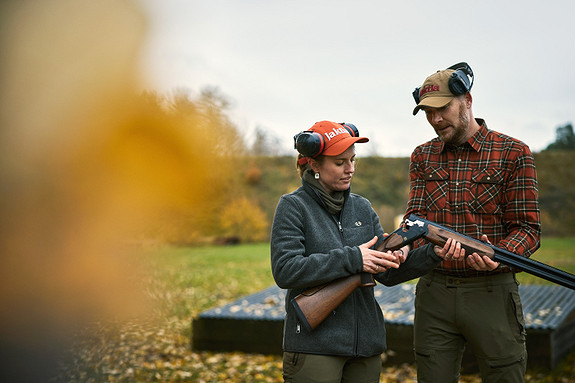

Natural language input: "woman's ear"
[308,158,320,174]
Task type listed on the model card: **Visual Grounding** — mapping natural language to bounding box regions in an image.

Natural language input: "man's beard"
[440,101,470,146]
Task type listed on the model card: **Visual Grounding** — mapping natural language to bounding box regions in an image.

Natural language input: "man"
[406,62,541,382]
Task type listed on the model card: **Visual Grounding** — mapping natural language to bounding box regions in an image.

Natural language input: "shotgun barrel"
[406,214,575,290]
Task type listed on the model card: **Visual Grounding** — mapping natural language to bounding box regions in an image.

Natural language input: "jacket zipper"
[334,209,359,355]
[310,184,358,352]
[353,293,360,356]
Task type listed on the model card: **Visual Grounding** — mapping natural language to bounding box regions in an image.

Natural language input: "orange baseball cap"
[309,120,369,156]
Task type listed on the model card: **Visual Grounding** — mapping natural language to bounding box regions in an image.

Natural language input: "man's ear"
[464,92,473,108]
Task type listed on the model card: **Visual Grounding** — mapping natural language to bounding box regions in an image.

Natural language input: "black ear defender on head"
[412,62,475,104]
[294,122,360,158]
[340,122,359,137]
[412,87,422,104]
[447,62,474,96]
[294,131,325,157]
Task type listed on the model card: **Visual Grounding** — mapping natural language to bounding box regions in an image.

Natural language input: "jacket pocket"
[471,168,505,214]
[424,167,449,211]
[347,219,373,238]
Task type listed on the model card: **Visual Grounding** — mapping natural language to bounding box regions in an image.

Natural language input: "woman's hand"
[359,236,401,274]
[381,232,409,264]
[466,234,500,271]
[393,244,410,264]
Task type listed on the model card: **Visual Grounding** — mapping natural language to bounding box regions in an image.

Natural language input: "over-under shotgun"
[292,214,575,331]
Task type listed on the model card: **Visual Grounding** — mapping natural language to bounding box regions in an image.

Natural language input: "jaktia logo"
[419,84,440,97]
[324,127,348,141]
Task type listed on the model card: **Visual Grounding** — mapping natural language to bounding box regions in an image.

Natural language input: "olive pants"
[414,272,527,383]
[282,352,381,383]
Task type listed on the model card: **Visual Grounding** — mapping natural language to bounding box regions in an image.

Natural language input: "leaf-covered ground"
[56,244,575,382]
[57,317,575,383]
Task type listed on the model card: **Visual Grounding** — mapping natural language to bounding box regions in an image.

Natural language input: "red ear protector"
[294,122,359,158]
[412,62,474,104]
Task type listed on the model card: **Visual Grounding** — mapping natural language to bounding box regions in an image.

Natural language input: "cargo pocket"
[282,352,305,379]
[508,290,527,342]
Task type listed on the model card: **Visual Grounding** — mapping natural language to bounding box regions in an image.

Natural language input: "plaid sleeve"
[498,144,541,256]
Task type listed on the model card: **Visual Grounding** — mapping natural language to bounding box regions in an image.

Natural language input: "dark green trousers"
[282,352,381,383]
[414,272,527,383]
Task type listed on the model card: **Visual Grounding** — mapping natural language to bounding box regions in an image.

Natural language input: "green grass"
[139,243,276,348]
[145,243,275,316]
[516,237,575,285]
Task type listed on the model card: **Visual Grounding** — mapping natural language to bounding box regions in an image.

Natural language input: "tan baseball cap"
[412,69,457,115]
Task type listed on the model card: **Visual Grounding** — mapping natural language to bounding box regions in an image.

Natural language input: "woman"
[270,120,462,383]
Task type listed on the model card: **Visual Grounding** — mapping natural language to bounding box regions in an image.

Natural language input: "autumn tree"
[142,87,255,244]
[219,197,268,243]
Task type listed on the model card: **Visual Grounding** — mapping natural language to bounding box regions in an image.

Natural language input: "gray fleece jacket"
[270,180,441,357]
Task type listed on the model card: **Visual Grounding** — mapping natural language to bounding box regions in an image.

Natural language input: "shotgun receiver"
[291,214,575,331]
[291,223,427,331]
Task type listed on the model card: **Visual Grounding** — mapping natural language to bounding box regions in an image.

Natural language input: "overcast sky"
[138,0,575,157]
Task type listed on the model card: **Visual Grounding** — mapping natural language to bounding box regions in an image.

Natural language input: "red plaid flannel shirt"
[405,119,541,277]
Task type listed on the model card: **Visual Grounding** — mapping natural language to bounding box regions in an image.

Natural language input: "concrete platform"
[192,283,575,370]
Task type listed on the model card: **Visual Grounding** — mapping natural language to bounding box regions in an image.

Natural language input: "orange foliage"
[220,197,269,242]
[0,1,236,379]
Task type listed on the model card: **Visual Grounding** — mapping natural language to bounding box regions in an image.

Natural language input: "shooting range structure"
[192,283,575,371]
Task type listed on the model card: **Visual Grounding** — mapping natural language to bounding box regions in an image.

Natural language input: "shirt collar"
[435,118,488,154]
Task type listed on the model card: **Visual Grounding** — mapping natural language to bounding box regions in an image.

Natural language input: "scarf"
[303,170,345,215]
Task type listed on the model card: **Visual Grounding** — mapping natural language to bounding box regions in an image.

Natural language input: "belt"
[421,271,517,289]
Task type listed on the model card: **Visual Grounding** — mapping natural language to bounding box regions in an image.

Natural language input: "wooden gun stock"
[290,225,426,331]
[292,273,375,332]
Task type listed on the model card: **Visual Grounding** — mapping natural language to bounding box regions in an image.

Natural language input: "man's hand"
[467,234,500,271]
[433,237,466,260]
